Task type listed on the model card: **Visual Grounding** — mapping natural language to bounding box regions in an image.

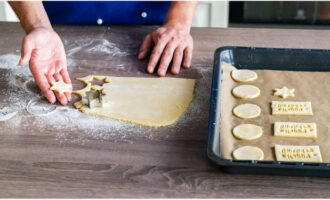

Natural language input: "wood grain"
[0,22,330,198]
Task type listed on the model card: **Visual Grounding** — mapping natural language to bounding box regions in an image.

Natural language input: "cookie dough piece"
[233,103,261,119]
[233,146,264,160]
[274,86,295,99]
[274,122,317,138]
[233,124,263,140]
[231,69,258,82]
[50,80,72,94]
[275,145,322,163]
[232,85,260,99]
[271,101,313,116]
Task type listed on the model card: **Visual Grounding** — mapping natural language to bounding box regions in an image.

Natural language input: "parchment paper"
[220,63,330,162]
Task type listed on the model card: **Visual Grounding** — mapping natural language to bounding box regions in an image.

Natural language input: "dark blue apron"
[43,1,171,25]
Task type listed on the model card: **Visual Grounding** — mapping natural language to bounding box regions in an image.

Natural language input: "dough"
[232,85,260,99]
[274,86,295,99]
[74,75,196,127]
[233,124,263,140]
[274,122,317,138]
[77,75,110,84]
[272,101,313,116]
[233,103,261,119]
[275,145,322,163]
[231,69,258,82]
[72,83,92,96]
[50,80,72,94]
[232,146,264,160]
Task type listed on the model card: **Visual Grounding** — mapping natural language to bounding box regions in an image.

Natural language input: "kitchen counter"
[0,22,329,198]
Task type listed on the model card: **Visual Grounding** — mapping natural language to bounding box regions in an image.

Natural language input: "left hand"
[138,24,193,76]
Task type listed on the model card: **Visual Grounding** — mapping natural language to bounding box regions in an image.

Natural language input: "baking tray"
[207,46,330,177]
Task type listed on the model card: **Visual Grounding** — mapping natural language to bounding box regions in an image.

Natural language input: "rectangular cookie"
[271,101,313,116]
[274,122,317,138]
[275,145,322,163]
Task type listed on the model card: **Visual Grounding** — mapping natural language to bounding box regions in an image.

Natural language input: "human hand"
[19,27,71,105]
[138,24,193,76]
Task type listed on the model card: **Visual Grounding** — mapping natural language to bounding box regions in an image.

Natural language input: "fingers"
[52,62,71,105]
[40,62,70,105]
[157,40,177,77]
[52,73,68,105]
[138,34,153,60]
[147,33,171,74]
[183,45,193,69]
[60,69,72,102]
[19,36,33,67]
[32,70,56,104]
[171,46,184,75]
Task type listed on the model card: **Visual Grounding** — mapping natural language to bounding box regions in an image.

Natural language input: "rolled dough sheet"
[220,63,330,162]
[74,76,196,127]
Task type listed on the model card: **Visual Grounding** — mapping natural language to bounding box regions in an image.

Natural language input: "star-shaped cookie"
[274,86,295,99]
[50,80,72,94]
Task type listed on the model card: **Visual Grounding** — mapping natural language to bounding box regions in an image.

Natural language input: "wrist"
[163,2,197,33]
[163,19,192,33]
[26,20,53,34]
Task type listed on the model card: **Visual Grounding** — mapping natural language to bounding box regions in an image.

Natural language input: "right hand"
[19,27,71,105]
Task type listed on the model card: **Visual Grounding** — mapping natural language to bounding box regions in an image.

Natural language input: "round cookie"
[233,103,261,119]
[233,124,263,140]
[232,85,260,99]
[231,69,258,82]
[232,146,264,160]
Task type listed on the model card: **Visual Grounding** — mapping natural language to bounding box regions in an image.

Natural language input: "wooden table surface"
[0,22,330,198]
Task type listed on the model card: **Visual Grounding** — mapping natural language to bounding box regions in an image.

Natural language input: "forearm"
[8,1,52,33]
[164,1,198,32]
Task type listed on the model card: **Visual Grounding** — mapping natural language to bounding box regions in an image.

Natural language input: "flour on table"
[0,51,212,144]
[26,98,57,116]
[0,102,20,121]
[65,38,129,57]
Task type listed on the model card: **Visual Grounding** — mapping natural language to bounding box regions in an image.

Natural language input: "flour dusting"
[65,38,130,57]
[0,48,212,144]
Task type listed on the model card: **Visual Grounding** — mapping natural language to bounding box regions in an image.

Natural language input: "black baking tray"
[207,46,330,177]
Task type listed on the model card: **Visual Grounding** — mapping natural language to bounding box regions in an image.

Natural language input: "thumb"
[19,37,34,67]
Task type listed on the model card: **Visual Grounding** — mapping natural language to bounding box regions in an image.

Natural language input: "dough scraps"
[73,75,196,127]
[233,124,263,140]
[233,103,261,119]
[231,69,258,82]
[274,145,322,162]
[274,122,317,138]
[274,86,295,99]
[232,85,260,99]
[72,83,92,96]
[50,80,72,94]
[271,101,313,116]
[232,146,264,160]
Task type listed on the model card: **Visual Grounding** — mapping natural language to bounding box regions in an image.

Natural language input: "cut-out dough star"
[274,86,295,99]
[50,80,72,94]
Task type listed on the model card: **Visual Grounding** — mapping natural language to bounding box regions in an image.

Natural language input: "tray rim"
[207,46,330,176]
